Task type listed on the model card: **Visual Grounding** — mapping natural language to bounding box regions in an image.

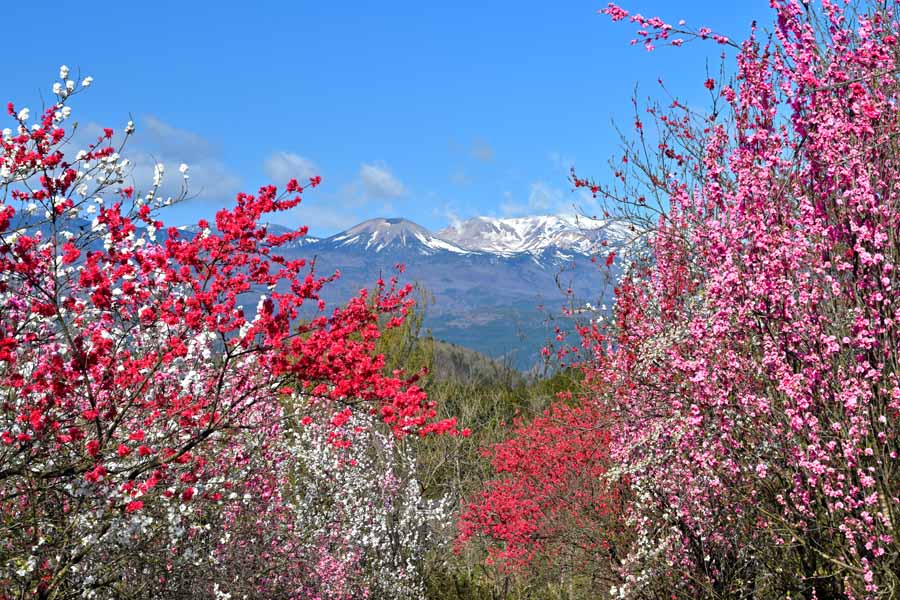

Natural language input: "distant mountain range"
[282,215,633,369]
[11,210,632,369]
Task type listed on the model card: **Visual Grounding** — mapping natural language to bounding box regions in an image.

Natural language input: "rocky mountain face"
[288,215,631,369]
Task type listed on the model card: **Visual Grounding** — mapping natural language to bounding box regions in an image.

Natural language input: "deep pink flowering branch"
[599,2,738,51]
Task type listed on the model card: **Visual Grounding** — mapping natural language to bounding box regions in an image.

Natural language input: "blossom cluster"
[457,402,621,582]
[582,1,900,597]
[0,69,456,598]
[459,2,900,598]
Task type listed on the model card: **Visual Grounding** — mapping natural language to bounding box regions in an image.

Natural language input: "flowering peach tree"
[570,1,900,597]
[284,412,451,599]
[0,69,456,599]
[106,410,451,599]
[457,401,623,592]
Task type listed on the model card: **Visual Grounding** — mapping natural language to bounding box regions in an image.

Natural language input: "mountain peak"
[438,214,625,255]
[326,217,470,254]
[308,214,632,257]
[342,217,426,234]
[383,217,412,225]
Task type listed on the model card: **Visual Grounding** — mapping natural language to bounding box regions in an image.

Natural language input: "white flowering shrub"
[284,411,452,599]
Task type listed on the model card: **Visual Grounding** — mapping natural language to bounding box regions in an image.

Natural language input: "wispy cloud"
[449,169,470,185]
[500,190,529,217]
[264,151,320,184]
[276,203,361,235]
[499,181,593,217]
[140,115,215,162]
[359,162,407,199]
[71,115,241,202]
[449,136,496,163]
[433,202,463,228]
[528,181,562,211]
[548,150,575,173]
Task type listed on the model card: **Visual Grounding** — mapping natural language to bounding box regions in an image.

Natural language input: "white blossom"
[152,163,165,187]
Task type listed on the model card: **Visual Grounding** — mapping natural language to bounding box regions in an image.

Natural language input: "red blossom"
[0,69,458,598]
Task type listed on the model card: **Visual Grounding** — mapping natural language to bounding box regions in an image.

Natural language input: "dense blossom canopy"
[455,2,900,598]
[0,71,456,599]
[572,1,900,597]
[457,402,621,583]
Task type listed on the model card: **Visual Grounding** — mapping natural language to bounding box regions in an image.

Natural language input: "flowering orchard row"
[7,0,900,597]
[0,67,464,599]
[457,1,900,598]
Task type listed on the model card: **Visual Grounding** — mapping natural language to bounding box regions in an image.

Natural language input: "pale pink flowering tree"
[107,410,449,600]
[574,1,900,597]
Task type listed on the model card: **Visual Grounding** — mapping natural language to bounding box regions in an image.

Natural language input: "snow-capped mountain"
[321,217,470,255]
[219,215,627,369]
[437,215,632,256]
[304,214,632,259]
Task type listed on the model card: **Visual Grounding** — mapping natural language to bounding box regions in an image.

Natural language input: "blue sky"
[2,1,765,236]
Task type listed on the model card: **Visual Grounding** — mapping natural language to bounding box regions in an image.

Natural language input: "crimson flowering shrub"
[0,69,456,599]
[457,401,624,593]
[568,1,900,597]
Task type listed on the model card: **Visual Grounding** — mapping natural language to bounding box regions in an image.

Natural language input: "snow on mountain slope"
[437,215,632,255]
[176,215,635,258]
[324,217,471,255]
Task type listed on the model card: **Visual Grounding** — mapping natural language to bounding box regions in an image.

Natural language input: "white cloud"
[528,181,565,211]
[274,203,361,235]
[359,163,407,199]
[134,116,240,200]
[548,151,575,173]
[141,115,215,161]
[131,154,240,203]
[498,181,586,217]
[68,116,242,202]
[264,151,319,184]
[434,202,463,228]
